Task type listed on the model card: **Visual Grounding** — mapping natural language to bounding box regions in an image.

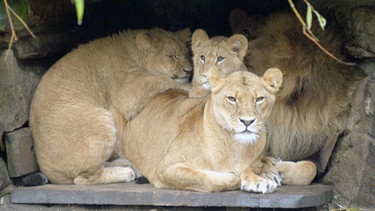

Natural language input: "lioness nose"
[239,118,255,126]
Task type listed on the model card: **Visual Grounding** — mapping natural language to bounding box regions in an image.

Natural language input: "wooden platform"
[10,182,332,209]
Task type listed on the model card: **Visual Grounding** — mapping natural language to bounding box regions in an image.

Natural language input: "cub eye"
[227,96,237,104]
[256,96,264,103]
[216,56,224,63]
[199,55,205,63]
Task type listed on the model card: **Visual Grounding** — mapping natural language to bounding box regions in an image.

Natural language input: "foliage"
[0,0,27,32]
[288,0,355,66]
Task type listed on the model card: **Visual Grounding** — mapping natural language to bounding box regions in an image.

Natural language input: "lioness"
[189,29,248,97]
[30,28,192,185]
[121,68,290,193]
[230,10,365,173]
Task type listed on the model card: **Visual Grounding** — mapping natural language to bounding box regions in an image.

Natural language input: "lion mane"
[230,10,365,172]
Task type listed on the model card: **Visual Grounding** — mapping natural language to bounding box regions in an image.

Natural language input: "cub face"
[191,29,248,89]
[136,28,193,83]
[210,68,283,144]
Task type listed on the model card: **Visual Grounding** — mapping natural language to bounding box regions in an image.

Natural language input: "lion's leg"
[107,106,143,178]
[65,106,135,185]
[275,160,317,185]
[73,166,135,185]
[158,163,240,192]
[240,159,280,194]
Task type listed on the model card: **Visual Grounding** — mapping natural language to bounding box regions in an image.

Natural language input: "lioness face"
[210,69,282,144]
[191,29,248,89]
[136,28,193,83]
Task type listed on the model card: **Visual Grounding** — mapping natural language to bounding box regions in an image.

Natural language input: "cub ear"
[191,29,209,52]
[136,32,156,51]
[226,34,248,59]
[262,68,283,93]
[175,28,192,42]
[229,9,250,34]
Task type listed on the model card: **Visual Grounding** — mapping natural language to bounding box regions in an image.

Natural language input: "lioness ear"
[262,68,283,93]
[226,34,248,59]
[175,28,192,42]
[192,29,209,52]
[136,32,156,51]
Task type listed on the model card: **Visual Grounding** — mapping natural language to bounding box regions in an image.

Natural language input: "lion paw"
[260,167,282,187]
[119,167,136,182]
[240,177,278,194]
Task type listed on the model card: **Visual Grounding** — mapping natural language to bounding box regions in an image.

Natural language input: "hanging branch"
[288,0,356,66]
[3,0,37,60]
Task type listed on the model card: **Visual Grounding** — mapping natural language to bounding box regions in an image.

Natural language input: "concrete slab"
[10,182,332,209]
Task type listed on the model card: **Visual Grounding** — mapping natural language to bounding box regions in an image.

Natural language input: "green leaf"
[306,5,313,30]
[314,11,326,30]
[74,0,85,25]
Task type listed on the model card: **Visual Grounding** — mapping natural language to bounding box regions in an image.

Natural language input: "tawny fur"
[30,28,193,184]
[189,29,249,97]
[120,69,305,193]
[230,10,365,172]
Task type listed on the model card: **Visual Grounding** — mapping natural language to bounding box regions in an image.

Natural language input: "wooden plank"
[10,182,332,208]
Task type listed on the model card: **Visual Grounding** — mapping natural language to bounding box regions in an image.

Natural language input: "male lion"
[189,29,248,97]
[230,10,365,173]
[29,28,192,185]
[120,68,317,193]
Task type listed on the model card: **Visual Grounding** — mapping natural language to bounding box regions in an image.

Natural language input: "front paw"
[240,176,278,194]
[259,157,282,187]
[260,167,282,187]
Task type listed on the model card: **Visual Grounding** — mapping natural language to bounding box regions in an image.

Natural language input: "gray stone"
[315,0,375,59]
[0,50,41,133]
[0,157,13,196]
[359,58,375,76]
[345,7,375,59]
[4,127,39,177]
[14,30,79,60]
[322,76,375,208]
[10,182,332,209]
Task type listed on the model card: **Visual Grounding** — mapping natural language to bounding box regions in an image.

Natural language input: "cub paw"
[119,167,136,182]
[240,177,278,194]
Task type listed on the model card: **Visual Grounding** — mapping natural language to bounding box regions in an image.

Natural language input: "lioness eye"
[216,56,224,63]
[227,96,236,104]
[199,55,205,63]
[256,97,264,103]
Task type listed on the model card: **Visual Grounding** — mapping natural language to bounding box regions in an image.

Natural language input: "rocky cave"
[0,0,374,209]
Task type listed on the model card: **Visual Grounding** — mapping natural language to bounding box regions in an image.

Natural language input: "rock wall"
[322,73,375,208]
[0,50,41,132]
[313,0,375,209]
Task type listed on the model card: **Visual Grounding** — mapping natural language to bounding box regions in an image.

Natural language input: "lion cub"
[188,28,317,185]
[121,68,283,193]
[30,28,192,185]
[189,29,249,97]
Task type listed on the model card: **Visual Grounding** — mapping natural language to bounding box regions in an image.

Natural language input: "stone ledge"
[10,182,332,209]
